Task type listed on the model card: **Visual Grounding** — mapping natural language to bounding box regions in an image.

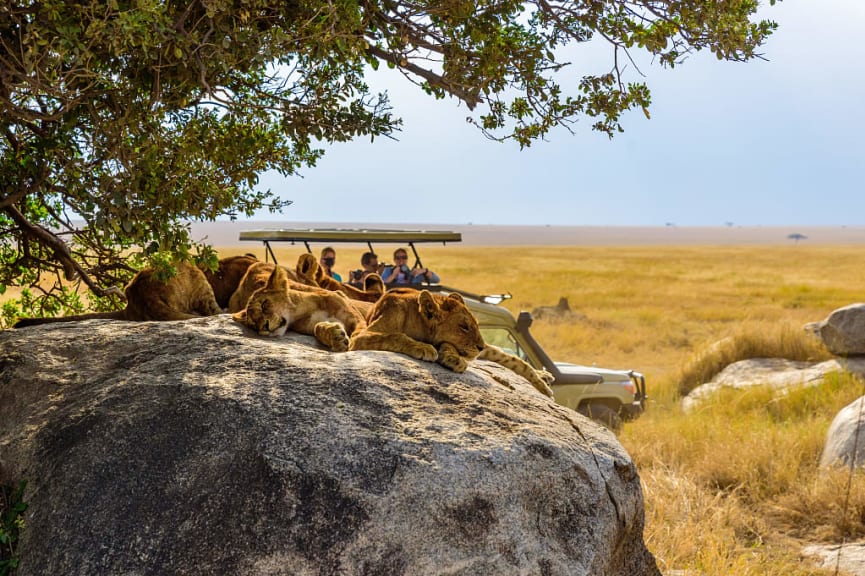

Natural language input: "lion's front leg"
[349,331,438,362]
[437,342,468,373]
[332,301,367,337]
[313,321,350,352]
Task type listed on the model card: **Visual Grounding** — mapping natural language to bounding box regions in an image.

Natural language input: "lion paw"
[439,353,468,373]
[409,342,438,362]
[314,321,350,352]
[437,343,468,373]
[537,380,555,398]
[537,369,555,385]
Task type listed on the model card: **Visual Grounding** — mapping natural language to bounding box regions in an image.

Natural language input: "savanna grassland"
[7,241,865,574]
[222,242,865,575]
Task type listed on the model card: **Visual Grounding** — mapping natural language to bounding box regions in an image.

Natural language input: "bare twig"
[2,205,123,298]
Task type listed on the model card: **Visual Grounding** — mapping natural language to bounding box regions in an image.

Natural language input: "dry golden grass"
[226,243,865,390]
[630,372,865,575]
[676,320,835,396]
[10,241,865,573]
[266,242,863,575]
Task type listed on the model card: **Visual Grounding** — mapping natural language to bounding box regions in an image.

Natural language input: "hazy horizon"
[190,221,865,248]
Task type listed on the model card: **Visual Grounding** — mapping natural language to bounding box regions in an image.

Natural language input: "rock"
[807,303,865,356]
[820,396,865,469]
[681,357,865,412]
[802,541,865,575]
[0,316,660,576]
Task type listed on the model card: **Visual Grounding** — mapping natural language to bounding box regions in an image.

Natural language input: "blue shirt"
[381,265,439,284]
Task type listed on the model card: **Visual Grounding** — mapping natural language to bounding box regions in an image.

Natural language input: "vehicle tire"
[578,403,623,432]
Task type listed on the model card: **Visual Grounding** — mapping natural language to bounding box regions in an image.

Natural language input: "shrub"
[0,481,27,576]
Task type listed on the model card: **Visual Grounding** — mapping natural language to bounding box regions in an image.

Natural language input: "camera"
[322,256,335,267]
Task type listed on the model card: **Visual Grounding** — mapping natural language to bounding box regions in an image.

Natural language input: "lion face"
[232,265,293,336]
[428,293,485,360]
[233,291,291,336]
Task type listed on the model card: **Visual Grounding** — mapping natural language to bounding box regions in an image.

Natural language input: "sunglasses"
[394,255,407,260]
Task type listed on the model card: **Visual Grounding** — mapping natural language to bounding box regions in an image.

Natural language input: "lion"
[306,256,384,302]
[202,254,259,309]
[349,289,555,397]
[227,254,382,313]
[14,261,222,327]
[231,264,368,351]
[13,251,381,329]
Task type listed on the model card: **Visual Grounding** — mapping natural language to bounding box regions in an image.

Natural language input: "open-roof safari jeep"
[239,228,647,431]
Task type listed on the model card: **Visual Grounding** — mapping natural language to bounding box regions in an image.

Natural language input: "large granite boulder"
[820,396,865,469]
[806,303,865,356]
[0,316,659,576]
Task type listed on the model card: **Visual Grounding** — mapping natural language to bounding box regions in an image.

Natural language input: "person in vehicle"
[319,246,342,282]
[381,248,440,285]
[348,251,383,286]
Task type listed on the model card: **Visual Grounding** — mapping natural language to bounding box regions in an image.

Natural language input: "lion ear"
[364,273,384,294]
[418,290,440,321]
[441,292,464,311]
[296,253,318,279]
[266,265,289,292]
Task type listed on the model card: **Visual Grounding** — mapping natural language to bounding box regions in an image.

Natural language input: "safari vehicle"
[239,228,647,430]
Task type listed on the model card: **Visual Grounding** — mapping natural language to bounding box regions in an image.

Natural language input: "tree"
[0,0,779,321]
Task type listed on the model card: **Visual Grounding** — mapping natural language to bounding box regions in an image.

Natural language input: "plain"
[8,242,865,574]
[223,242,865,575]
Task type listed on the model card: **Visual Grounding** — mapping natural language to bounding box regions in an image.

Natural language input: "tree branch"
[366,45,481,109]
[2,205,124,299]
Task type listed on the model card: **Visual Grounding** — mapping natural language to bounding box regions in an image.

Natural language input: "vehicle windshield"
[480,327,528,361]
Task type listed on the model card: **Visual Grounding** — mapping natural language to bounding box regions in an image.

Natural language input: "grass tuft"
[676,320,834,397]
[624,371,865,574]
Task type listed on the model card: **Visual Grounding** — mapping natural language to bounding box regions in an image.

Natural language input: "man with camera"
[348,251,384,286]
[381,248,440,285]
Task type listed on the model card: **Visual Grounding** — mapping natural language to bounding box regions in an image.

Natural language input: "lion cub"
[232,264,367,352]
[14,262,222,327]
[228,254,383,313]
[349,289,483,371]
[349,289,554,397]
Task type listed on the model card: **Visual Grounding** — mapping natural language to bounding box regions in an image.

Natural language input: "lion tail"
[13,310,127,328]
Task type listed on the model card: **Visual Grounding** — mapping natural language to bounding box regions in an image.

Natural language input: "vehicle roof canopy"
[239,228,461,244]
[239,228,461,265]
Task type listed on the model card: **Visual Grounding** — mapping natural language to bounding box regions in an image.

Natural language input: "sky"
[253,0,865,227]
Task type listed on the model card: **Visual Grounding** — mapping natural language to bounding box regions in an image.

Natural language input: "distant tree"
[787,233,808,244]
[0,0,780,320]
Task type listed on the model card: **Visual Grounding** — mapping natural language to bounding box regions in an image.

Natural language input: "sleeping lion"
[350,288,554,397]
